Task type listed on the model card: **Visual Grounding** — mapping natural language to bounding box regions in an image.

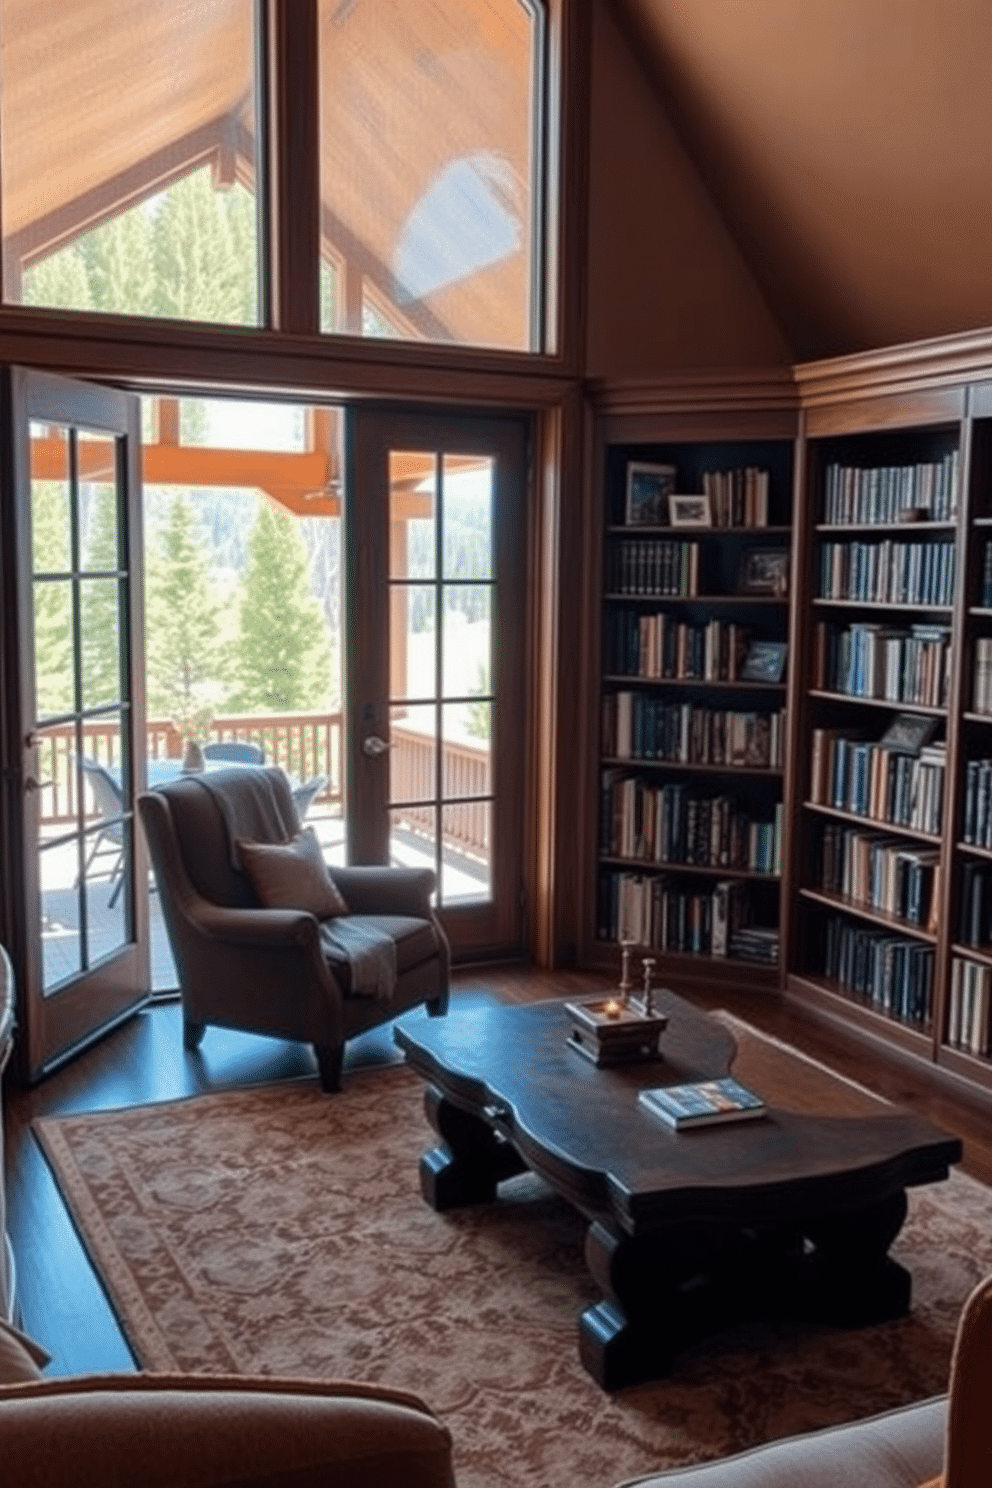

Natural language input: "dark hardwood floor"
[4,964,991,1377]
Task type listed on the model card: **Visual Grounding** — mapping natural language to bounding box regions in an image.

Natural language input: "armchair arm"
[0,1373,455,1488]
[331,865,437,918]
[194,902,321,950]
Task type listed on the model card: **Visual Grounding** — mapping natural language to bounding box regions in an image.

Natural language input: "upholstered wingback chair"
[137,766,449,1091]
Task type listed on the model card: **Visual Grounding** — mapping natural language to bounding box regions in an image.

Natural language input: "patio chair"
[202,740,265,765]
[77,758,127,908]
[137,766,450,1092]
[292,772,328,819]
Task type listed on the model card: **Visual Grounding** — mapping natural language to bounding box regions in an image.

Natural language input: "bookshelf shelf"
[803,800,942,845]
[812,599,953,615]
[601,855,779,882]
[815,521,957,535]
[799,886,937,943]
[808,690,945,716]
[601,757,784,778]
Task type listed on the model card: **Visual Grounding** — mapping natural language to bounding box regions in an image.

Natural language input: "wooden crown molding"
[586,366,798,417]
[794,325,992,407]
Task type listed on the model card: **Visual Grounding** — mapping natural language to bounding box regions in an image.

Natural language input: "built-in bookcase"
[596,436,794,993]
[784,396,992,1097]
[587,365,992,1114]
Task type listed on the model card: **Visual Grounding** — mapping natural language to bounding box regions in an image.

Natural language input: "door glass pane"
[79,432,119,570]
[390,452,436,579]
[443,454,493,580]
[443,585,491,699]
[30,421,71,571]
[2,2,261,325]
[33,579,74,720]
[392,585,436,701]
[389,703,437,806]
[441,803,491,903]
[80,578,122,711]
[318,0,540,350]
[442,702,491,797]
[39,837,82,992]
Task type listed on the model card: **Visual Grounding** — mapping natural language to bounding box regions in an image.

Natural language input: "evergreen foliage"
[144,492,224,728]
[229,502,331,712]
[30,483,74,718]
[79,483,123,709]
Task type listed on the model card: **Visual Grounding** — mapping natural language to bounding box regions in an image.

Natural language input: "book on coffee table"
[638,1076,767,1130]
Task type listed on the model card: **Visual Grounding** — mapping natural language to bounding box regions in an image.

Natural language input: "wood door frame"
[347,405,531,961]
[1,368,150,1082]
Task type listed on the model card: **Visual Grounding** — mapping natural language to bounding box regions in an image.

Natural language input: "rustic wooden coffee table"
[394,992,962,1389]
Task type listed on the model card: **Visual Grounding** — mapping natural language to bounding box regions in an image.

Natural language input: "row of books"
[606,539,700,597]
[598,870,777,961]
[603,694,786,768]
[961,759,992,849]
[700,467,770,528]
[980,541,992,609]
[812,620,951,708]
[822,914,934,1027]
[822,453,959,526]
[972,637,992,714]
[809,729,945,836]
[948,957,992,1058]
[958,862,992,946]
[818,822,939,929]
[601,771,783,873]
[603,611,751,682]
[818,539,956,607]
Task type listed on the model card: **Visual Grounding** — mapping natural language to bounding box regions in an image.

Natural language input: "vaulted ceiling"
[614,0,992,360]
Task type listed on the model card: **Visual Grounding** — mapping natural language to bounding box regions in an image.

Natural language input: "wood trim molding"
[795,325,992,407]
[0,311,577,408]
[587,367,799,417]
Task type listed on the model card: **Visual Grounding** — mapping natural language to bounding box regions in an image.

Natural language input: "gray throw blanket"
[319,917,397,1002]
[190,768,297,870]
[191,768,397,1002]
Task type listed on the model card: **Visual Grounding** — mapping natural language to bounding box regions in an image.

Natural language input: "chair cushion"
[237,829,349,918]
[321,915,439,994]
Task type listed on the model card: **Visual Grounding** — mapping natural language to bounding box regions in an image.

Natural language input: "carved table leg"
[797,1189,911,1325]
[418,1085,526,1211]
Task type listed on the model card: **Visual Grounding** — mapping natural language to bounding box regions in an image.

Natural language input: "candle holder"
[565,948,669,1066]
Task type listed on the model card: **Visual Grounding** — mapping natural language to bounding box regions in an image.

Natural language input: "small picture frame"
[624,461,677,526]
[738,547,790,597]
[879,712,940,756]
[668,493,712,529]
[739,640,788,683]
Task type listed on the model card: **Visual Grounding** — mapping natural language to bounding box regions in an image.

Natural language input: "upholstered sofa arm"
[0,1373,456,1488]
[331,866,437,918]
[942,1271,992,1487]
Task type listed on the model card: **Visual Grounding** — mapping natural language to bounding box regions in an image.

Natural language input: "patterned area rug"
[35,1022,992,1488]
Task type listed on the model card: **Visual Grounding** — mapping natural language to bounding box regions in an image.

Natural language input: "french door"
[349,409,529,958]
[2,369,149,1081]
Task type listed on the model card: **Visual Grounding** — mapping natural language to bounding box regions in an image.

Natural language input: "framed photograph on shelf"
[738,548,790,597]
[625,461,677,526]
[740,640,788,683]
[879,712,940,756]
[668,493,712,529]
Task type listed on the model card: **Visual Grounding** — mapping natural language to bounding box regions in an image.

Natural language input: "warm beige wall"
[620,0,992,360]
[584,0,791,377]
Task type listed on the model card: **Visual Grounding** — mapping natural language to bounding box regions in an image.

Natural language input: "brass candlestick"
[618,939,635,1007]
[640,957,656,1016]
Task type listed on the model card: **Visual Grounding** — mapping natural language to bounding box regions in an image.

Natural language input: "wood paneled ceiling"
[615,0,992,359]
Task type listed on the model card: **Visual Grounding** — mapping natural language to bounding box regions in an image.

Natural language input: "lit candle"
[603,997,622,1020]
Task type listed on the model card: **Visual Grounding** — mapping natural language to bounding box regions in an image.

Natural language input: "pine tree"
[144,492,224,728]
[229,501,331,713]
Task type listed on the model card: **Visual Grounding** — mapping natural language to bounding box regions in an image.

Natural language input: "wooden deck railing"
[37,713,491,861]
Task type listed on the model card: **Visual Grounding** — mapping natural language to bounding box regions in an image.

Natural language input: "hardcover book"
[637,1076,767,1130]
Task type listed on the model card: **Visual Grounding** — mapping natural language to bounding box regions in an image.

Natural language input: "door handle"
[24,776,53,792]
[362,735,391,757]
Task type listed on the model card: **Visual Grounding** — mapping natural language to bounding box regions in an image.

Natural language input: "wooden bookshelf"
[591,431,796,993]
